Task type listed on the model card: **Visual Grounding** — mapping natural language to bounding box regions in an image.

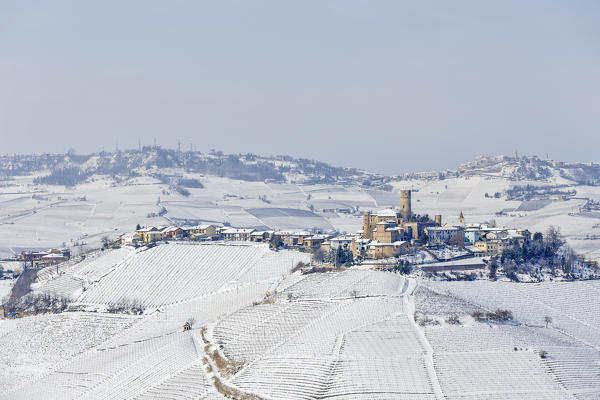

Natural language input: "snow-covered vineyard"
[1,243,599,399]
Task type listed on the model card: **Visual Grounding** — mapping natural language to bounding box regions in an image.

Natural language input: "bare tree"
[101,236,111,249]
[545,226,564,252]
[312,247,326,264]
[78,245,88,258]
[291,261,306,273]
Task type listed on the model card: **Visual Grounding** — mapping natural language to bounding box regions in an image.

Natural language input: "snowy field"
[1,242,600,399]
[0,280,14,302]
[416,280,600,399]
[2,173,600,261]
[0,243,310,397]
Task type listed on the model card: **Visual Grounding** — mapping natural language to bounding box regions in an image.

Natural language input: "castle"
[362,190,440,243]
[355,190,445,258]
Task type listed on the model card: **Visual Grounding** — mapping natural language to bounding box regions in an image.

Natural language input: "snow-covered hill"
[2,244,599,399]
[2,150,600,262]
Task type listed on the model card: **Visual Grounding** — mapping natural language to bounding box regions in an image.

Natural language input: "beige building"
[362,209,401,240]
[136,227,163,243]
[303,234,332,249]
[474,240,498,255]
[365,241,409,259]
[187,224,217,238]
[372,221,404,243]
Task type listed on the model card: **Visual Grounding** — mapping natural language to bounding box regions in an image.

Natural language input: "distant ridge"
[1,148,599,187]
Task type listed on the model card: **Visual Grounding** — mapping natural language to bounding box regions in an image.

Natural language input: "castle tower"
[363,211,373,240]
[434,215,442,226]
[400,190,411,221]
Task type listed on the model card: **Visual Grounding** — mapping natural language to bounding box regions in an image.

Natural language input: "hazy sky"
[1,1,599,174]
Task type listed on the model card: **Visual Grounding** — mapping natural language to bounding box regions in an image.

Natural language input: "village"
[6,189,533,272]
[110,190,534,272]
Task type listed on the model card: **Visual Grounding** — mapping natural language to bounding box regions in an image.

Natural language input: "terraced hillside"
[2,244,600,399]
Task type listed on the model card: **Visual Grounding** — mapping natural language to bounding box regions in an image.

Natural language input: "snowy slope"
[212,271,442,399]
[3,244,600,399]
[419,280,600,399]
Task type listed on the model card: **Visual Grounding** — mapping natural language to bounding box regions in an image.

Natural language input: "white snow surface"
[1,243,599,399]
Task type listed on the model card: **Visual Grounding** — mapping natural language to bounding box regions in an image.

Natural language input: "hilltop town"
[72,188,592,283]
[2,154,600,399]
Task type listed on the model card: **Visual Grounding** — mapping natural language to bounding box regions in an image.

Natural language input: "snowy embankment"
[416,280,600,399]
[0,242,309,399]
[211,270,442,399]
[0,280,15,302]
[3,242,600,399]
[74,243,309,309]
[31,246,136,300]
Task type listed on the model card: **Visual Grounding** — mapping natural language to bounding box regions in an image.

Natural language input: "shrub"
[505,270,520,282]
[416,314,439,327]
[4,293,69,314]
[107,298,145,315]
[179,178,204,188]
[486,309,513,322]
[176,186,191,197]
[446,314,461,325]
[291,261,306,273]
[471,311,485,321]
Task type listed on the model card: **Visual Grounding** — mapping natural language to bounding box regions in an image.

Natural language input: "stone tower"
[434,215,442,226]
[363,211,373,240]
[400,190,411,221]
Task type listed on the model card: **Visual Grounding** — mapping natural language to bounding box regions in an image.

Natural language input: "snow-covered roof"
[161,226,182,233]
[222,228,255,234]
[42,253,67,259]
[368,240,406,247]
[423,257,487,268]
[330,236,353,242]
[137,227,160,232]
[274,230,310,236]
[385,227,403,232]
[185,224,214,230]
[307,234,331,240]
[426,226,461,232]
[374,209,397,217]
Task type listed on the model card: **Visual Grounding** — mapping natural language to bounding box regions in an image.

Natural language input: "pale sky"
[1,1,599,174]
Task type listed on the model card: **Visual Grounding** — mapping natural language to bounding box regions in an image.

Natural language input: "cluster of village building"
[121,190,531,262]
[16,248,71,267]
